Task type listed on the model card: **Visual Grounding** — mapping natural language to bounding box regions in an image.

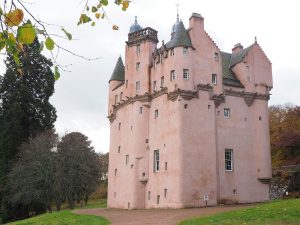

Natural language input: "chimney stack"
[232,43,243,54]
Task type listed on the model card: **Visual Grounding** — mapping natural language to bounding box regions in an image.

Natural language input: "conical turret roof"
[166,21,193,49]
[109,57,125,83]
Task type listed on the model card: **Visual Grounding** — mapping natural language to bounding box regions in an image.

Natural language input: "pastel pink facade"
[107,13,273,209]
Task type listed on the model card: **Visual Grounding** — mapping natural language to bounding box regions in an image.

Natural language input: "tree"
[99,152,109,182]
[270,104,300,166]
[56,132,100,209]
[0,36,56,222]
[4,131,57,221]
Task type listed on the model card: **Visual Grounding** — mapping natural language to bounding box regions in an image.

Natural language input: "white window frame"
[212,74,217,85]
[170,70,175,81]
[183,69,189,80]
[225,149,233,171]
[224,108,230,118]
[154,150,159,172]
[183,47,188,55]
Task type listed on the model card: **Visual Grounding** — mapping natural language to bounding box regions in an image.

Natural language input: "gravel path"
[74,204,253,225]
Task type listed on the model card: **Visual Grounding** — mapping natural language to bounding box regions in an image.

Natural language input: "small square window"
[183,69,189,80]
[212,74,217,85]
[225,149,233,171]
[259,116,262,121]
[224,108,230,118]
[136,62,140,70]
[154,109,159,119]
[183,47,188,55]
[145,139,149,143]
[170,70,175,81]
[139,107,143,114]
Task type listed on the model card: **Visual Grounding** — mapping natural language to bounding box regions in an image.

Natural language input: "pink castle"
[107,13,273,209]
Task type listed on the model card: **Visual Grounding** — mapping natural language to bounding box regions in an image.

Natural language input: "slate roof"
[229,46,252,67]
[166,21,193,49]
[221,52,244,88]
[109,57,125,83]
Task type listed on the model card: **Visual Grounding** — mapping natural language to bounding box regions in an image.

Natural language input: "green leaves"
[61,28,72,40]
[45,37,54,50]
[91,6,98,13]
[17,23,36,45]
[54,66,60,81]
[100,0,109,6]
[77,14,92,25]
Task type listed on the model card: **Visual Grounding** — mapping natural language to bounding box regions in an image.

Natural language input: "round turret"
[171,17,180,34]
[129,16,142,33]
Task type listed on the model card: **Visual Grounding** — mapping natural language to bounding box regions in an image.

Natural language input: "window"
[153,81,157,91]
[120,92,123,101]
[183,47,188,55]
[225,149,233,171]
[126,80,128,88]
[170,70,175,81]
[145,139,149,143]
[115,95,118,104]
[139,107,143,114]
[148,191,151,200]
[114,169,117,176]
[157,195,160,204]
[214,52,219,61]
[114,192,116,198]
[126,155,129,165]
[136,62,140,70]
[208,105,211,109]
[259,116,262,121]
[118,122,121,130]
[154,150,159,172]
[183,69,189,80]
[224,108,230,118]
[136,44,141,55]
[154,109,159,119]
[161,76,164,87]
[170,48,175,56]
[118,146,121,153]
[136,81,140,91]
[212,74,217,85]
[164,189,167,198]
[165,162,168,170]
[184,104,188,109]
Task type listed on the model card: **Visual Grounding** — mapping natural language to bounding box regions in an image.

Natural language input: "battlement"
[127,27,159,46]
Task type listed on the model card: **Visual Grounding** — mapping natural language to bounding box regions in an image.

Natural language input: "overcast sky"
[6,0,299,153]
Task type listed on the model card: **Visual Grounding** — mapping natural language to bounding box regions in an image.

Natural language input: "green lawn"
[5,199,109,225]
[179,198,300,225]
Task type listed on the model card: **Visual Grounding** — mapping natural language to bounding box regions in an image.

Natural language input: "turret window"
[183,69,189,80]
[170,70,175,81]
[136,81,140,91]
[183,47,188,55]
[212,74,217,85]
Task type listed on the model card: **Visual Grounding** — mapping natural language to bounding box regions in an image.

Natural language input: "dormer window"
[183,47,188,55]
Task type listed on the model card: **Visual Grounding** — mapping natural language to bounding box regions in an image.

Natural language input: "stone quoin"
[107,13,273,209]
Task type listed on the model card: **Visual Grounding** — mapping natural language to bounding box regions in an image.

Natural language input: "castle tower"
[107,13,272,209]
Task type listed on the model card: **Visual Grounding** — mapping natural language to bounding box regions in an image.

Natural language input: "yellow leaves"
[122,1,130,11]
[95,13,101,19]
[5,9,24,27]
[17,23,36,45]
[112,25,119,30]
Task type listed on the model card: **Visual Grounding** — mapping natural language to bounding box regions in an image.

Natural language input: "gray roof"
[230,46,252,67]
[129,17,142,33]
[166,21,193,49]
[171,17,180,34]
[221,52,244,88]
[109,57,125,83]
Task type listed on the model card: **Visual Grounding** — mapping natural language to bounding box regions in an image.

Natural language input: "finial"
[135,16,137,23]
[175,2,179,20]
[254,36,257,43]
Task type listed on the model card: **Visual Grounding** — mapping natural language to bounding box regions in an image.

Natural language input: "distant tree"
[270,104,300,166]
[99,152,109,182]
[56,132,100,209]
[0,37,56,222]
[4,131,57,221]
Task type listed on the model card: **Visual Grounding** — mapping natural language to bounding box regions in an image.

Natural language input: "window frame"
[225,149,234,171]
[183,69,189,80]
[224,108,230,118]
[154,109,159,119]
[126,154,129,165]
[136,81,140,91]
[170,70,175,81]
[153,80,157,91]
[161,76,164,88]
[136,44,141,55]
[136,62,140,71]
[154,150,160,172]
[212,74,217,85]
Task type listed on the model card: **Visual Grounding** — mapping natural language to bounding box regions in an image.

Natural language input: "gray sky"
[9,0,300,152]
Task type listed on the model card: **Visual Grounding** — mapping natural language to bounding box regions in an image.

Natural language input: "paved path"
[74,204,253,225]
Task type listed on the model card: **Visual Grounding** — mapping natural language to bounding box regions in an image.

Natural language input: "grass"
[179,198,300,225]
[5,199,109,225]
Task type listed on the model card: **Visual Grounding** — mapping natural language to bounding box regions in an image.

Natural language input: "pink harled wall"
[108,12,273,209]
